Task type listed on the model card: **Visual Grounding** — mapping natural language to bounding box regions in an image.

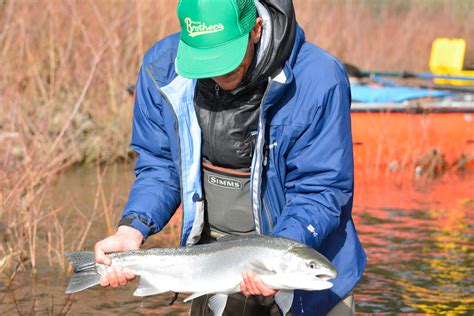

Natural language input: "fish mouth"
[315,271,337,281]
[315,265,337,281]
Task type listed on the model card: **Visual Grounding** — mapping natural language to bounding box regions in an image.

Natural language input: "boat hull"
[351,108,474,177]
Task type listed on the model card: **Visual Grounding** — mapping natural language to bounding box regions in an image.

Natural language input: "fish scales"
[108,237,288,293]
[65,235,337,315]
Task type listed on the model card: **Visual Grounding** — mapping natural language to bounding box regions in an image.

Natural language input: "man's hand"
[240,271,277,297]
[94,226,143,288]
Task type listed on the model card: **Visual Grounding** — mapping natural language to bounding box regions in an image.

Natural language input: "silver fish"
[65,235,337,315]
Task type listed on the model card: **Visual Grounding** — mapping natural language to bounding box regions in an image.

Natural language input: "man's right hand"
[94,225,143,288]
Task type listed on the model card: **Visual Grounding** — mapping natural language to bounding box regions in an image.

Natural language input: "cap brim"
[176,33,249,79]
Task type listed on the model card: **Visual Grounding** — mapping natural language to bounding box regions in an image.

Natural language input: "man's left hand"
[240,271,277,297]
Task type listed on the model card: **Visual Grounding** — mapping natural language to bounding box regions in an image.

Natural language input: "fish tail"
[65,251,101,294]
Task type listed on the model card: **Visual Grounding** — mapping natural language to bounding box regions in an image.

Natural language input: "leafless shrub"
[1,0,472,276]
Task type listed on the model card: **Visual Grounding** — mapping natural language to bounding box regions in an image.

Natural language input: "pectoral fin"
[250,259,267,273]
[275,290,294,315]
[249,258,276,275]
[208,294,228,316]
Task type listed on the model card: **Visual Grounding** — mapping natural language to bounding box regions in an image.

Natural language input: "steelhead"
[65,235,337,315]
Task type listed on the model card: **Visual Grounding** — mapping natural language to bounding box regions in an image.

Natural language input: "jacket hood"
[243,0,297,85]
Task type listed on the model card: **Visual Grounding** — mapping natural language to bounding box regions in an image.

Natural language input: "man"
[94,0,366,315]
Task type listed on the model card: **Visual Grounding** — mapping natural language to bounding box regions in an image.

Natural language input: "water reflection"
[1,274,190,315]
[354,173,474,314]
[1,167,473,314]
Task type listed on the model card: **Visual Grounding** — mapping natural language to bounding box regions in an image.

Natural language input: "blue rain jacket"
[121,26,366,315]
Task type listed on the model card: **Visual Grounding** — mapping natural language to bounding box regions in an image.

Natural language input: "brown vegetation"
[296,0,474,71]
[0,0,473,277]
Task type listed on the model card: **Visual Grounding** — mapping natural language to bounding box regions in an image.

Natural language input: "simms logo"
[185,18,224,37]
[208,175,242,190]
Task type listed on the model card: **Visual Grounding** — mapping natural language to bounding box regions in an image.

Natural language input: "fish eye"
[307,261,319,269]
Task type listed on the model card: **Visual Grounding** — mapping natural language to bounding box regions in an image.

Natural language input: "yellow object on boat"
[429,38,474,86]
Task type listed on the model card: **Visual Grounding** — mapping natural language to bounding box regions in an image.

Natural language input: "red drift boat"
[351,92,474,179]
[349,38,474,179]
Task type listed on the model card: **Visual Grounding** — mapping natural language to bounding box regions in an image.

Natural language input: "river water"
[1,164,473,315]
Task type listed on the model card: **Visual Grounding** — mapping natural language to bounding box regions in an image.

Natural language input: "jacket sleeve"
[271,79,354,250]
[120,64,181,240]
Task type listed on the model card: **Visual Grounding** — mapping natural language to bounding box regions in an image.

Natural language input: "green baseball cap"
[176,0,257,79]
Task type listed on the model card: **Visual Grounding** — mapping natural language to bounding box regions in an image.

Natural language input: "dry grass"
[0,0,473,276]
[1,0,472,167]
[0,0,177,277]
[295,0,474,71]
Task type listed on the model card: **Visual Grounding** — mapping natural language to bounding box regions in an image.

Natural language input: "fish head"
[267,246,337,291]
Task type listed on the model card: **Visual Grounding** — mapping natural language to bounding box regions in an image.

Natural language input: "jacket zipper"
[262,195,273,230]
[261,143,273,231]
[252,78,273,234]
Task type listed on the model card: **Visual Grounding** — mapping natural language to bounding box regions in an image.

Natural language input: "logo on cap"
[185,17,225,38]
